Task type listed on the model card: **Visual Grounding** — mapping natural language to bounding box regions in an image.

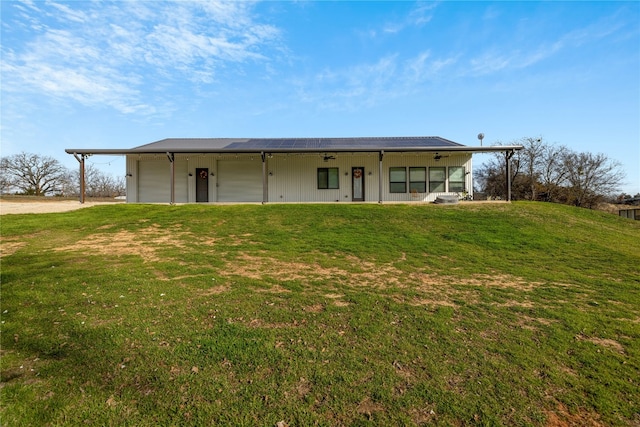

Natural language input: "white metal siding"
[138,160,169,203]
[382,154,472,202]
[182,155,217,203]
[127,152,472,204]
[126,156,138,202]
[217,159,263,202]
[135,158,188,203]
[267,153,380,202]
[174,160,188,203]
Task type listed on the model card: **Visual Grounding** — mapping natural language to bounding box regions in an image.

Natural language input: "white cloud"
[373,2,438,37]
[467,6,635,75]
[1,1,282,115]
[296,49,457,111]
[47,2,89,24]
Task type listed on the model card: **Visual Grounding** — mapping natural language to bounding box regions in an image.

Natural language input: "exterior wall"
[217,157,263,202]
[381,153,472,202]
[267,153,380,202]
[125,156,137,203]
[187,154,217,202]
[126,152,472,203]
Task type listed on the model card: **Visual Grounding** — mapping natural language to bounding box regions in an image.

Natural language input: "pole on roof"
[378,151,384,204]
[167,152,175,205]
[73,153,86,204]
[261,152,268,204]
[505,150,515,202]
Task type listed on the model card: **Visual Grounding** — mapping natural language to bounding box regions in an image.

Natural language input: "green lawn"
[1,202,639,426]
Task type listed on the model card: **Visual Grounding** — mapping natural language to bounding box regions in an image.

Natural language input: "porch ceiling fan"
[323,154,336,162]
[433,152,449,161]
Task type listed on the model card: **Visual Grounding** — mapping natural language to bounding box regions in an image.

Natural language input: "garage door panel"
[138,161,169,203]
[138,160,188,203]
[217,160,262,202]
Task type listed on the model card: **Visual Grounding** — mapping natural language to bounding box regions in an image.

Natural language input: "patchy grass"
[1,202,639,426]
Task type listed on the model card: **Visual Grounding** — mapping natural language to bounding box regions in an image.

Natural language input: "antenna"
[477,133,484,146]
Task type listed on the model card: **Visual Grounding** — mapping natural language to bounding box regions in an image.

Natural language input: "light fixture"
[210,172,215,177]
[126,173,133,177]
[268,171,273,176]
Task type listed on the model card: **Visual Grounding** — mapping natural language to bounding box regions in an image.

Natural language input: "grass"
[1,202,639,426]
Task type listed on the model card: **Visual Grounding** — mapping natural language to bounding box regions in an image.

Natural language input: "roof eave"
[66,145,523,155]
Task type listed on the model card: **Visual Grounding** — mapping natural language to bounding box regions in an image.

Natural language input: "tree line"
[0,152,125,198]
[475,137,630,208]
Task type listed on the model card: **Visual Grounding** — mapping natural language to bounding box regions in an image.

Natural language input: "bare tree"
[538,144,570,202]
[476,138,626,208]
[0,152,70,196]
[76,165,126,197]
[516,137,546,200]
[0,166,13,194]
[475,143,524,200]
[475,155,506,199]
[562,151,626,208]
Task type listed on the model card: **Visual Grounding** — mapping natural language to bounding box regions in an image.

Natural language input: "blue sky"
[2,1,639,194]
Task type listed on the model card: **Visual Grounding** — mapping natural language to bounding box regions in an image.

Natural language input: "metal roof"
[66,136,523,155]
[132,136,465,151]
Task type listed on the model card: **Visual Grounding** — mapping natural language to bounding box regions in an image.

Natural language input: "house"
[66,137,523,204]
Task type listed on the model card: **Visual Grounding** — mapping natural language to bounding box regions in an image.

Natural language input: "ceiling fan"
[433,152,449,161]
[323,154,336,162]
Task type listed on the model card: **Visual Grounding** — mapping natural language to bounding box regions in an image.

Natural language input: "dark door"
[352,167,364,201]
[196,168,209,202]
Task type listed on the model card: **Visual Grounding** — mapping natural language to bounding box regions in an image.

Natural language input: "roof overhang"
[65,145,523,156]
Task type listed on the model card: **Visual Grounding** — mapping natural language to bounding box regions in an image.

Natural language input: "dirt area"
[0,199,122,215]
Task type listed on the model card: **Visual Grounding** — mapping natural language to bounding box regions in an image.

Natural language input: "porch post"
[505,150,514,202]
[73,153,86,204]
[167,152,175,205]
[378,150,384,204]
[261,152,268,204]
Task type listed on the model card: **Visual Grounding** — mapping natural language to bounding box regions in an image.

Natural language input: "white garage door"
[138,160,169,203]
[138,160,188,203]
[217,160,263,202]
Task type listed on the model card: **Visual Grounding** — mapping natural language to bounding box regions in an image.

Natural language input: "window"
[409,167,426,193]
[449,166,465,192]
[429,167,446,192]
[389,167,407,193]
[318,168,339,189]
